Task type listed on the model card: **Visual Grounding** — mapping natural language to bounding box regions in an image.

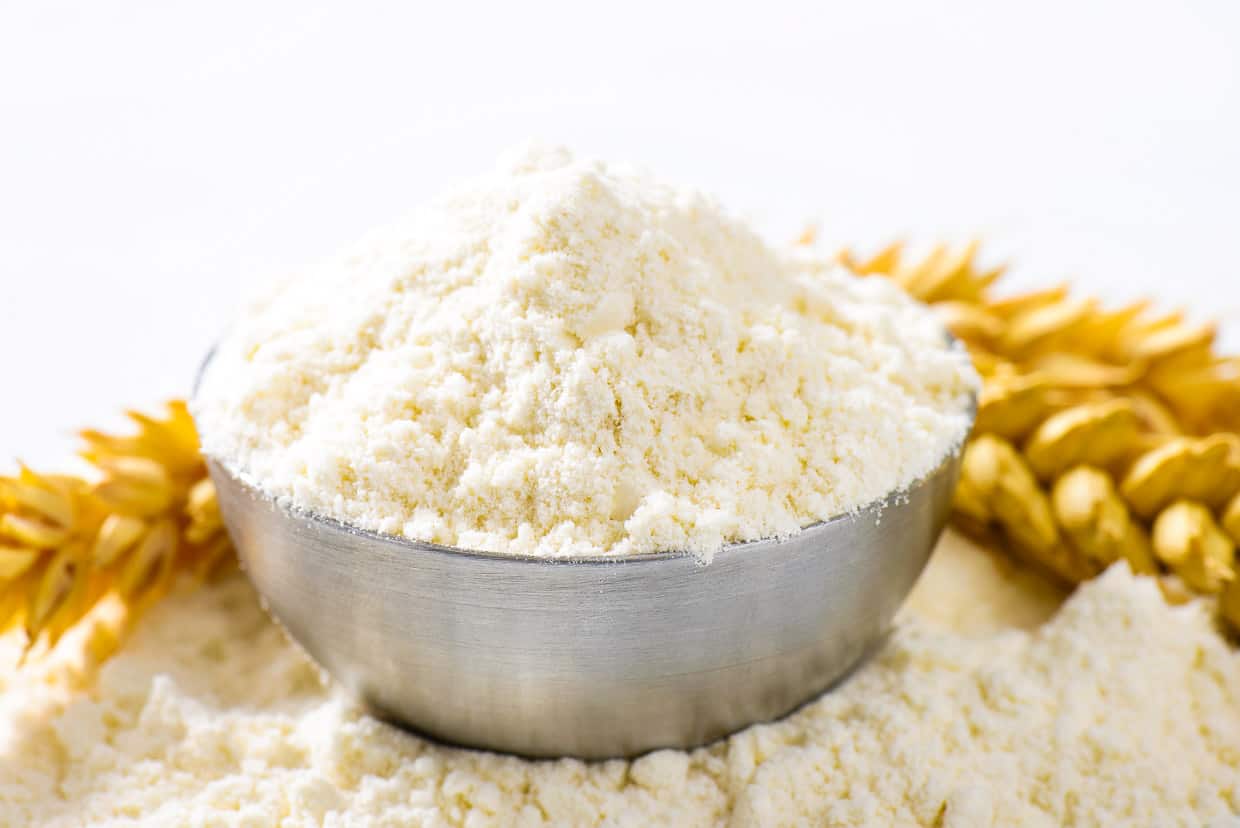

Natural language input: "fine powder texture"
[3,542,1240,827]
[193,145,976,558]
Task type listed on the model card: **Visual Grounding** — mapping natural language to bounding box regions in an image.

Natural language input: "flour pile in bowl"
[192,144,976,559]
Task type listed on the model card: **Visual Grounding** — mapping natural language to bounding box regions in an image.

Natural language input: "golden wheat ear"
[1,401,235,670]
[839,240,1240,633]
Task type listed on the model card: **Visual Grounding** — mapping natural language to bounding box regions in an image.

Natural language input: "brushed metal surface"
[207,446,963,759]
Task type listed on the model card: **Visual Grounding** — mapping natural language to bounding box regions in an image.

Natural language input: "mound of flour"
[193,145,976,558]
[2,544,1239,826]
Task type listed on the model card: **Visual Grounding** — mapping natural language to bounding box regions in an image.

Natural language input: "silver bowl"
[205,435,965,759]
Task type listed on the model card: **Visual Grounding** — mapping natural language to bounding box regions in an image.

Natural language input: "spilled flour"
[2,535,1239,827]
[193,145,975,560]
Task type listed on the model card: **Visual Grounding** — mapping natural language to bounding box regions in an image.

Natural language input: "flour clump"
[194,144,976,558]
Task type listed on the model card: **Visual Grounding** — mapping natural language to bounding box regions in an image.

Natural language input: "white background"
[2,0,1238,467]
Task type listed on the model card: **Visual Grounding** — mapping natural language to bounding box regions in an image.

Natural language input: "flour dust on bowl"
[207,445,963,758]
[192,143,979,758]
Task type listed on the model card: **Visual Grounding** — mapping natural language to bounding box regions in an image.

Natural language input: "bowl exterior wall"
[209,454,960,759]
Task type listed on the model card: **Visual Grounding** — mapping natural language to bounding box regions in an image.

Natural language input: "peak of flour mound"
[194,145,976,559]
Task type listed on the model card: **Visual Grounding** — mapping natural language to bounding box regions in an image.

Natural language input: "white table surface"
[2,0,1238,468]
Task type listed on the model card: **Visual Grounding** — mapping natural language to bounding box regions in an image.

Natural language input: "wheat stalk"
[832,238,1240,631]
[0,402,232,670]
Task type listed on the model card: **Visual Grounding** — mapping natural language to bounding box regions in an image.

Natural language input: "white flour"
[193,145,976,559]
[2,539,1239,827]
